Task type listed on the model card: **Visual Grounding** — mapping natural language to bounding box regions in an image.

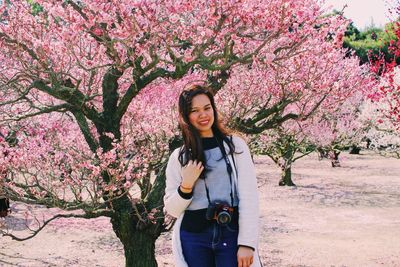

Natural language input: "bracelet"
[180,184,193,191]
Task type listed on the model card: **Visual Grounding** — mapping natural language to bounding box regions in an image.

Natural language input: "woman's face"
[188,94,215,137]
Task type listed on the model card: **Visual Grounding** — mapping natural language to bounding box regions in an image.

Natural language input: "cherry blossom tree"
[361,98,400,159]
[369,61,400,136]
[244,92,369,186]
[249,124,315,186]
[367,22,400,159]
[368,1,400,138]
[216,14,352,134]
[0,0,335,265]
[215,24,375,185]
[365,127,400,158]
[308,92,369,167]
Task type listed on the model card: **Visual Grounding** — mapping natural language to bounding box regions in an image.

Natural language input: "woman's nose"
[199,111,207,117]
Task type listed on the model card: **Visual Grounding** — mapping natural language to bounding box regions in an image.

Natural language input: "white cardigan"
[164,136,261,267]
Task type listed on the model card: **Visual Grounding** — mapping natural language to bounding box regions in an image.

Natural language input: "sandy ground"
[1,150,399,267]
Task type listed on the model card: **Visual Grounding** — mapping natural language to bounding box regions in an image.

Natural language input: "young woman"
[164,85,261,267]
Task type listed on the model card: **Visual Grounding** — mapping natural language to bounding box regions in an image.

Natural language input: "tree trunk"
[349,145,361,154]
[110,201,159,267]
[317,148,328,160]
[366,138,371,149]
[279,165,296,186]
[123,228,158,267]
[331,151,341,167]
[108,163,169,267]
[95,88,177,266]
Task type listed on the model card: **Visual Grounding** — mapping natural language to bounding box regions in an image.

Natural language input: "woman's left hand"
[237,246,254,267]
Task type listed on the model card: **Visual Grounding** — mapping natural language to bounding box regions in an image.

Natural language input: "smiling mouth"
[198,120,209,126]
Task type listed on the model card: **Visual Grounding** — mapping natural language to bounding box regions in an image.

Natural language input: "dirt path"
[256,151,400,267]
[1,151,399,267]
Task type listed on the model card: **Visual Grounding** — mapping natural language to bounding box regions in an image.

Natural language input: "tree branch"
[1,211,113,241]
[0,33,39,61]
[3,104,71,122]
[102,68,123,119]
[71,110,99,152]
[31,80,101,124]
[64,0,88,21]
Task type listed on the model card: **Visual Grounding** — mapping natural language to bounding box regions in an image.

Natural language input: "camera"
[206,201,234,225]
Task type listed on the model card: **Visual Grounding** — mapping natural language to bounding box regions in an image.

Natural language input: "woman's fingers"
[187,160,203,169]
[238,257,252,267]
[181,160,203,183]
[238,258,251,267]
[196,160,203,168]
[238,246,254,267]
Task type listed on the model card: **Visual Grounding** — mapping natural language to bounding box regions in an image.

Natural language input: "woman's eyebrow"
[191,104,211,109]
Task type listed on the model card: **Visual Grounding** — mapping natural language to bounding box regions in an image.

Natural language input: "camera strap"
[203,136,234,208]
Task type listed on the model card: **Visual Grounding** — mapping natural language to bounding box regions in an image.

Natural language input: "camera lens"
[217,211,231,225]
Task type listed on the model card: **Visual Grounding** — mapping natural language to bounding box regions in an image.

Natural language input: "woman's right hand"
[180,160,204,191]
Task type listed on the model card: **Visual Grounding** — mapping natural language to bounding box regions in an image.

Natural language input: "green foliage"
[343,21,398,64]
[26,0,44,15]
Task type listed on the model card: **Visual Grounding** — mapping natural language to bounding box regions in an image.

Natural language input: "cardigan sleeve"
[164,148,193,218]
[233,136,260,249]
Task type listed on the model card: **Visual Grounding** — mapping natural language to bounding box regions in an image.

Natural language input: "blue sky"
[323,0,396,29]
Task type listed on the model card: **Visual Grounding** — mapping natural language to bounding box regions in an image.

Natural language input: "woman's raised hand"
[180,160,204,192]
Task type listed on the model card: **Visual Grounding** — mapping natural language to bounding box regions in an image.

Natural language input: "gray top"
[186,147,239,210]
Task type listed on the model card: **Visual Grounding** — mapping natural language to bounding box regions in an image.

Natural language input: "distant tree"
[368,3,400,148]
[360,100,400,159]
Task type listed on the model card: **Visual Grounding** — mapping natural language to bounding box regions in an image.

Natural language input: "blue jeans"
[180,223,239,267]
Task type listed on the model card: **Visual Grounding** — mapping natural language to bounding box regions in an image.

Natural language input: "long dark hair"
[178,84,236,178]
